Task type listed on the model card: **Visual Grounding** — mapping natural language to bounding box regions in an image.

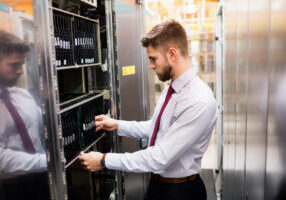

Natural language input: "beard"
[0,77,18,88]
[156,62,172,82]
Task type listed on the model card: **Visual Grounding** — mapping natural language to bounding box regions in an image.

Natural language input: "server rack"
[33,0,122,199]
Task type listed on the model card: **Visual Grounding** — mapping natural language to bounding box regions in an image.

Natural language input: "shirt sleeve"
[0,142,47,177]
[117,120,152,139]
[105,100,217,173]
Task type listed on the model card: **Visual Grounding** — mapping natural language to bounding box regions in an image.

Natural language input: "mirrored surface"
[0,1,50,199]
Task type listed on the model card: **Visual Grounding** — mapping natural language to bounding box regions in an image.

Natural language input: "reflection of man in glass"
[0,31,49,200]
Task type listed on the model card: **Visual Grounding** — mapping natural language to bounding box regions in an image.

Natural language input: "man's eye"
[10,64,21,68]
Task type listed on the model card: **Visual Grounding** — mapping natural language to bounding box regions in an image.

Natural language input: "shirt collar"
[171,67,197,93]
[0,87,14,94]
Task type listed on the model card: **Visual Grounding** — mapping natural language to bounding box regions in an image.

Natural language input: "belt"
[151,173,197,184]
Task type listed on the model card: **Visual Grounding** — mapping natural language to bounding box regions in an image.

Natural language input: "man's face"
[0,52,25,87]
[147,46,173,82]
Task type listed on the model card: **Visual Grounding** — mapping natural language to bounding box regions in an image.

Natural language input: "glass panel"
[0,1,50,199]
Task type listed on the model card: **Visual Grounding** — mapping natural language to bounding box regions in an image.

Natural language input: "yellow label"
[122,65,136,76]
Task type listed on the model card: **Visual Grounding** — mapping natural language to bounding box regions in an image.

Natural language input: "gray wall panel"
[265,0,286,200]
[223,1,237,199]
[222,0,274,200]
[245,0,270,199]
[233,0,249,199]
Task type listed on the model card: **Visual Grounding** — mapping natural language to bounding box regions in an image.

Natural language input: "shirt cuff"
[39,153,47,169]
[117,120,130,136]
[105,153,122,170]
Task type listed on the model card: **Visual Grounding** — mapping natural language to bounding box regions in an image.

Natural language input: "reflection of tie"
[150,85,175,146]
[1,89,36,154]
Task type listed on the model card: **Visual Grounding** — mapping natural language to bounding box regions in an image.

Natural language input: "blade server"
[34,0,121,199]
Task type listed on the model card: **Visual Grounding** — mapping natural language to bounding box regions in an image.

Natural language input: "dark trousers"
[144,174,207,200]
[0,172,50,200]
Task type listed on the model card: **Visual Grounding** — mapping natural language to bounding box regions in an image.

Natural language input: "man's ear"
[167,47,177,62]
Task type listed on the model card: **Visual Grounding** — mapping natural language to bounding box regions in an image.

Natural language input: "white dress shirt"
[106,67,218,178]
[0,87,47,178]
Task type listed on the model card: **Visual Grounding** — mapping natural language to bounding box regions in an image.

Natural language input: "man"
[79,20,217,200]
[0,31,49,199]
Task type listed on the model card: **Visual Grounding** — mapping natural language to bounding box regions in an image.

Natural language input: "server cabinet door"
[245,1,270,200]
[265,0,286,200]
[0,1,50,200]
[115,1,149,200]
[233,1,249,200]
[223,1,238,198]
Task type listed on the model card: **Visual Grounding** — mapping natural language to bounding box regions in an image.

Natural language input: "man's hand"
[78,151,103,172]
[95,115,118,131]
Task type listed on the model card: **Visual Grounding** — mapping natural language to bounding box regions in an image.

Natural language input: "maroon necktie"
[150,85,175,146]
[1,89,36,154]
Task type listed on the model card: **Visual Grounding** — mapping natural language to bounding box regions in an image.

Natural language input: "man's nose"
[15,66,24,75]
[149,63,155,69]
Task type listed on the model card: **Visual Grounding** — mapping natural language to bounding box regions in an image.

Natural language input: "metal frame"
[56,63,101,71]
[105,1,123,199]
[59,91,101,107]
[214,2,224,200]
[58,93,104,114]
[33,0,67,199]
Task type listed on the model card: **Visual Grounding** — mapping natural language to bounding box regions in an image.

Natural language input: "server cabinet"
[33,0,122,199]
[114,1,150,199]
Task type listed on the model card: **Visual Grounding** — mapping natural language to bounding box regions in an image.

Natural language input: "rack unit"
[52,6,106,168]
[34,0,121,199]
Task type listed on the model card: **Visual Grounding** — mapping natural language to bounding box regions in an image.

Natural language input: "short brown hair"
[141,19,189,57]
[0,31,30,56]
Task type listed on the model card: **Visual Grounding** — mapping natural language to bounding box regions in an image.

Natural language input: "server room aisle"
[201,169,216,200]
[201,132,218,200]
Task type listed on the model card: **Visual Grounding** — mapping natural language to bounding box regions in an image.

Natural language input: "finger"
[95,121,104,127]
[96,126,103,132]
[81,161,89,168]
[79,159,85,165]
[78,152,84,160]
[95,115,105,121]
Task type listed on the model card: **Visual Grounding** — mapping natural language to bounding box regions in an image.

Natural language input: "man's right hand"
[95,115,118,131]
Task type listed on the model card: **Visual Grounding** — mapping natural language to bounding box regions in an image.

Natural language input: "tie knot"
[168,85,175,95]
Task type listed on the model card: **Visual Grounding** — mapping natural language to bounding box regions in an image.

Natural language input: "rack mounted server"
[34,0,121,199]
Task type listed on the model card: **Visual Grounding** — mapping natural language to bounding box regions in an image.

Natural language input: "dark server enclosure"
[52,8,101,68]
[53,10,74,67]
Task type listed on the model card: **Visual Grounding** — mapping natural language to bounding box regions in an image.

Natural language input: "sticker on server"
[122,65,135,76]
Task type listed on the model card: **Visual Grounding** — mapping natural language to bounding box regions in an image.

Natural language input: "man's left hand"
[78,151,103,172]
